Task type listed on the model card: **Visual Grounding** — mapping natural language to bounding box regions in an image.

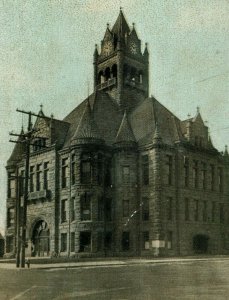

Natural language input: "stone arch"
[105,67,111,81]
[30,217,50,257]
[98,70,105,84]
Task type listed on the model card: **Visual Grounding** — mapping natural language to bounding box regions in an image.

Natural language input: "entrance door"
[193,234,209,254]
[32,221,50,257]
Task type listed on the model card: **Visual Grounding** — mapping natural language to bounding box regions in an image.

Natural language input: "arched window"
[105,67,111,81]
[111,64,117,79]
[139,71,143,84]
[130,67,137,82]
[98,71,105,84]
[80,153,92,184]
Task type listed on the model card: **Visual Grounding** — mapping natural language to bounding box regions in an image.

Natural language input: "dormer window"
[33,138,46,152]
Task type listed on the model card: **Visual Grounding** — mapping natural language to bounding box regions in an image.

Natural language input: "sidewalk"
[0,256,229,270]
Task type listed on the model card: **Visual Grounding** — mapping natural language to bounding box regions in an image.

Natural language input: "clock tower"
[93,8,149,110]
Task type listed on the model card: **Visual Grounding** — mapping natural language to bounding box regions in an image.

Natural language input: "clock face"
[130,42,137,54]
[103,41,112,56]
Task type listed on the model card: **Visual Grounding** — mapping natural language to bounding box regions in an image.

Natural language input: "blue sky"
[0,0,228,234]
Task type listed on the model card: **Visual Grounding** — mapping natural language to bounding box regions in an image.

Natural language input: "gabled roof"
[7,128,26,166]
[115,111,136,143]
[112,9,130,37]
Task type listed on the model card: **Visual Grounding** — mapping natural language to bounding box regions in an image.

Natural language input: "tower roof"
[112,9,130,37]
[115,111,136,144]
[71,99,103,144]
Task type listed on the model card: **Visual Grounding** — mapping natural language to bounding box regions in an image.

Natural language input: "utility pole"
[9,107,48,268]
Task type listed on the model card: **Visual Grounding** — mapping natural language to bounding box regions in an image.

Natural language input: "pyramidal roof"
[112,9,130,37]
[7,128,26,166]
[115,111,136,143]
[71,99,103,144]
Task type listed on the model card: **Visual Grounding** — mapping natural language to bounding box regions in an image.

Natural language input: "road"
[0,258,229,299]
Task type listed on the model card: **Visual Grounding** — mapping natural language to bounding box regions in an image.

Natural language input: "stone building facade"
[5,10,229,258]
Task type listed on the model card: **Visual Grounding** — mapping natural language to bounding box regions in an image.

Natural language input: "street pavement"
[0,257,229,299]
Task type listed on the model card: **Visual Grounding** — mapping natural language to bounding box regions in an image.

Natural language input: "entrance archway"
[193,234,209,254]
[31,220,50,257]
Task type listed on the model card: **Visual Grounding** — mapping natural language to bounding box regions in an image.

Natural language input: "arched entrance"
[31,220,50,257]
[193,234,209,254]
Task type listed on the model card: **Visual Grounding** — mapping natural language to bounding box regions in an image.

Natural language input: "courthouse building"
[5,10,229,258]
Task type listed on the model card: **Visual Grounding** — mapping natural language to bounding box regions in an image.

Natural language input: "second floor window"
[194,200,199,221]
[165,155,172,185]
[185,198,189,221]
[8,173,16,198]
[7,208,14,228]
[201,163,207,190]
[210,165,215,191]
[62,158,68,188]
[30,166,35,192]
[184,157,189,187]
[166,197,173,221]
[43,162,49,190]
[80,193,91,221]
[36,164,42,191]
[142,155,149,185]
[71,154,76,185]
[70,197,75,222]
[61,199,67,223]
[218,168,223,192]
[123,200,129,217]
[142,197,149,221]
[193,161,198,188]
[81,154,91,184]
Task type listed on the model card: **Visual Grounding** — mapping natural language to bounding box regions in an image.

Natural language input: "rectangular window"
[142,231,149,250]
[43,162,49,190]
[104,232,112,251]
[60,233,67,252]
[142,197,149,221]
[70,232,75,252]
[104,158,112,187]
[122,166,130,183]
[201,162,207,190]
[122,232,130,251]
[61,158,68,188]
[97,155,103,186]
[194,200,199,221]
[98,197,103,221]
[210,165,215,191]
[80,193,91,221]
[8,173,16,198]
[30,166,35,192]
[212,202,216,222]
[6,236,14,253]
[193,160,198,188]
[220,203,224,224]
[81,154,91,184]
[123,200,129,217]
[142,155,149,185]
[20,170,25,197]
[166,197,173,221]
[105,198,112,221]
[165,155,172,185]
[203,201,207,222]
[79,231,91,252]
[7,208,14,228]
[167,231,173,249]
[185,198,189,221]
[36,164,42,191]
[61,199,67,223]
[184,157,189,187]
[71,154,76,185]
[218,168,223,192]
[70,197,75,222]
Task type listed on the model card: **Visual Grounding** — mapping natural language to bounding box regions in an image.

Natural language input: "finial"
[40,104,43,111]
[120,6,122,11]
[197,106,200,113]
[225,145,228,155]
[50,113,54,119]
[107,23,110,28]
[132,22,135,27]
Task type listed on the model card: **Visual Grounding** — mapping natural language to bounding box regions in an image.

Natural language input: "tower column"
[117,41,124,105]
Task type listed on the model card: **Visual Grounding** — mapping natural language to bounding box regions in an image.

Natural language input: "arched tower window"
[139,71,143,84]
[98,71,105,84]
[111,64,117,79]
[105,67,111,81]
[130,67,137,82]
